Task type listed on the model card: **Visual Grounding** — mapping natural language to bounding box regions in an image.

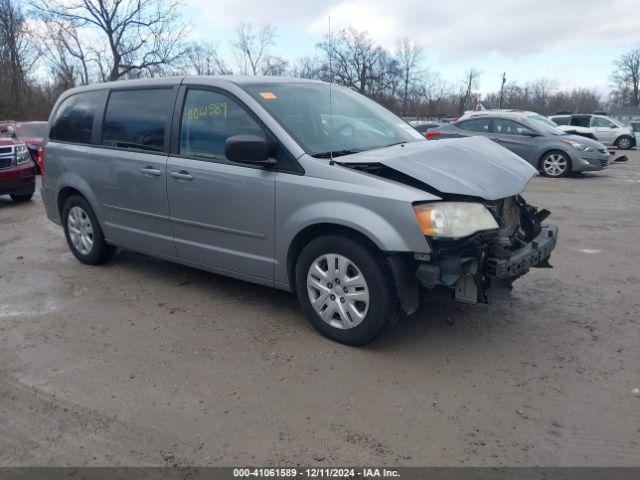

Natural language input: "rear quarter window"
[49,91,103,144]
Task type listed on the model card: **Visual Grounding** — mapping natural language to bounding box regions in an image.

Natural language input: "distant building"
[610,106,640,123]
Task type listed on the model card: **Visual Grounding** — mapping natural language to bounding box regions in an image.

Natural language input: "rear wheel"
[540,151,571,178]
[62,195,116,265]
[295,235,397,346]
[10,192,33,202]
[615,135,633,150]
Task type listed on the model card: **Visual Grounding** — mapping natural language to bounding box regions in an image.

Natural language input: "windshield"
[525,116,566,136]
[240,82,424,156]
[18,122,47,138]
[530,114,558,127]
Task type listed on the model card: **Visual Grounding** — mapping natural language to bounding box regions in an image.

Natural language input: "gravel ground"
[0,151,639,467]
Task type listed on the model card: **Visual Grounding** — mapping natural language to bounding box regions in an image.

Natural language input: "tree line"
[1,0,639,121]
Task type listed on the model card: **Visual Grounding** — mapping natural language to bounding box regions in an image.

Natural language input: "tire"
[10,192,33,202]
[615,135,633,150]
[295,235,398,346]
[539,150,571,178]
[62,195,116,265]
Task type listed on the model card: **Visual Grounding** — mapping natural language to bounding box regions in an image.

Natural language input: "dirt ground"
[1,151,639,467]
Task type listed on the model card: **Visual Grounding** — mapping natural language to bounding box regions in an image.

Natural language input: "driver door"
[491,118,537,163]
[591,116,615,144]
[166,87,277,280]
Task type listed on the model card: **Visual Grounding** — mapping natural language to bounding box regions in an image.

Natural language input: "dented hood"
[338,136,538,200]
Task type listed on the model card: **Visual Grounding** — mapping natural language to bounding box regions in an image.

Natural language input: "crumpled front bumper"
[412,224,559,305]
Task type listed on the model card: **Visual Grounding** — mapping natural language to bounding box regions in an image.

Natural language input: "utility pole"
[498,72,506,108]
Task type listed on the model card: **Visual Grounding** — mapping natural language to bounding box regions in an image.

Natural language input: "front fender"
[274,199,429,285]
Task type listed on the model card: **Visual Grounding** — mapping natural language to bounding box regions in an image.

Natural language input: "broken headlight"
[413,202,498,239]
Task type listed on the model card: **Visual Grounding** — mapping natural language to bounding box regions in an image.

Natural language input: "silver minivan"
[41,77,558,345]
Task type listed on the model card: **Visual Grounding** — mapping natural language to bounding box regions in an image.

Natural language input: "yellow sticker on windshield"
[259,92,277,99]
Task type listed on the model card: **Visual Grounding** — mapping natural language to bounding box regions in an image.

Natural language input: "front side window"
[457,118,490,133]
[50,91,103,144]
[240,82,423,157]
[494,119,529,135]
[180,89,265,160]
[102,89,173,151]
[592,117,615,128]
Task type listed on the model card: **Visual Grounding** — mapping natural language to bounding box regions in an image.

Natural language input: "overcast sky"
[184,0,640,94]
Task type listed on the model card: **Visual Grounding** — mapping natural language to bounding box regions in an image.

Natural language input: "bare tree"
[229,23,286,76]
[291,55,326,80]
[38,20,93,88]
[459,68,481,114]
[395,38,423,116]
[0,0,36,117]
[179,41,231,76]
[318,27,386,94]
[611,45,640,106]
[33,0,188,81]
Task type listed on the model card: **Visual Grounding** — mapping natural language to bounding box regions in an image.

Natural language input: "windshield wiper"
[312,149,363,158]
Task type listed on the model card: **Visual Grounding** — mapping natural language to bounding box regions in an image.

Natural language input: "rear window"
[102,89,173,152]
[50,91,103,144]
[570,116,591,128]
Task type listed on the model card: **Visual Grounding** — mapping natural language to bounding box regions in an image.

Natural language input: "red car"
[14,121,47,173]
[0,125,36,202]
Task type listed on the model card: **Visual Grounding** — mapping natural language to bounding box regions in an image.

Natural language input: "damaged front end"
[335,138,558,314]
[414,196,558,304]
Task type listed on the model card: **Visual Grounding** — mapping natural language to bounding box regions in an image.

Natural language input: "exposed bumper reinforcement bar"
[488,225,558,279]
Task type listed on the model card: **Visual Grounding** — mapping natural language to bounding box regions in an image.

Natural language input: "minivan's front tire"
[62,195,116,265]
[295,235,397,346]
[540,150,571,178]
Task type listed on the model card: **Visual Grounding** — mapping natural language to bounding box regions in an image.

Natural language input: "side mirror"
[225,135,273,165]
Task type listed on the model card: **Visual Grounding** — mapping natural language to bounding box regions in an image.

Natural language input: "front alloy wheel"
[616,136,632,150]
[541,152,570,178]
[306,253,370,330]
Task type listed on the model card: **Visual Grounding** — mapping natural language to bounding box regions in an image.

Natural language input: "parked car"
[631,121,640,147]
[0,127,36,202]
[549,114,635,149]
[13,121,47,173]
[429,111,610,178]
[41,77,557,345]
[413,122,440,137]
[467,109,599,140]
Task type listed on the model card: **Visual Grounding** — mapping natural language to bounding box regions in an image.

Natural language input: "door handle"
[141,166,162,176]
[169,170,193,181]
